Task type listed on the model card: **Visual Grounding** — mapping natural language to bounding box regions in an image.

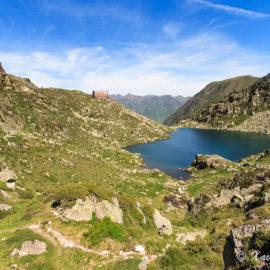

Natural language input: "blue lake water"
[126,128,270,180]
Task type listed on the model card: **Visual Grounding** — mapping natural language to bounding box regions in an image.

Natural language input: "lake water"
[126,128,270,180]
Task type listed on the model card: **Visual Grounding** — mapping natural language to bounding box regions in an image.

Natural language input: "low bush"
[51,183,89,207]
[161,247,188,268]
[83,217,126,246]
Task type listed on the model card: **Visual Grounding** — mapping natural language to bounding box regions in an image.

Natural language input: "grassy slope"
[0,73,176,269]
[164,75,258,125]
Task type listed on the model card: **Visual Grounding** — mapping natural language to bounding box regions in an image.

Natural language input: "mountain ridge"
[110,93,189,123]
[164,75,259,125]
[180,73,270,134]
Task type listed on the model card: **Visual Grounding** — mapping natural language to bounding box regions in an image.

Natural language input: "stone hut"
[0,63,6,74]
[92,91,109,99]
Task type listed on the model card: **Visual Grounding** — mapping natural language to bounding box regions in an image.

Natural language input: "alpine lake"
[126,128,270,180]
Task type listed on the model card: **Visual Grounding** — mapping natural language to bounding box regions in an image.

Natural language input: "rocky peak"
[0,63,6,74]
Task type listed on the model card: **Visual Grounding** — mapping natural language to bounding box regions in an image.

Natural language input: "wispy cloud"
[189,0,270,18]
[162,23,184,38]
[40,0,143,25]
[1,33,270,96]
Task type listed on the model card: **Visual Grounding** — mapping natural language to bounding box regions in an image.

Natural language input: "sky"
[0,0,270,96]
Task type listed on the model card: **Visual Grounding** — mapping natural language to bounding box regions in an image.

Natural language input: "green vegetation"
[83,217,126,246]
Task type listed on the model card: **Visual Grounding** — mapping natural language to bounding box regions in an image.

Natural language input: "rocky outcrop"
[0,204,11,210]
[63,197,93,221]
[153,209,172,236]
[176,230,207,245]
[188,194,211,216]
[0,189,10,200]
[11,240,47,257]
[0,169,17,189]
[223,219,270,269]
[0,101,24,132]
[63,196,123,224]
[0,63,5,74]
[229,110,270,134]
[135,202,146,224]
[191,154,232,169]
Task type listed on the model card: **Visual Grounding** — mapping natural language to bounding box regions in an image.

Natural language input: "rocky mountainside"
[188,73,270,134]
[110,94,189,123]
[0,72,270,270]
[164,75,258,125]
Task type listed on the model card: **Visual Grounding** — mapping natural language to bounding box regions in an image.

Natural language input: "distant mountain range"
[110,94,190,123]
[164,75,259,125]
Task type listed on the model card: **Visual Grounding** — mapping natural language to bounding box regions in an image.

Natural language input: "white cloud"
[162,23,183,38]
[188,0,270,18]
[1,33,270,96]
[40,0,144,26]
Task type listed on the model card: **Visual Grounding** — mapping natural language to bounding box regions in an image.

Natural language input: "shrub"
[51,183,89,207]
[161,247,188,268]
[110,259,141,270]
[83,217,126,246]
[17,189,34,199]
[0,209,12,220]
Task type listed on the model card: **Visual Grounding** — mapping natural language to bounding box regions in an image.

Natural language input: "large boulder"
[191,154,232,169]
[63,196,123,224]
[0,204,11,211]
[63,197,93,221]
[153,209,172,236]
[93,197,123,224]
[0,169,17,189]
[11,240,47,257]
[223,219,270,269]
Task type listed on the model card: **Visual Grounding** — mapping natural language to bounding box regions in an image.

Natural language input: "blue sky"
[1,0,270,96]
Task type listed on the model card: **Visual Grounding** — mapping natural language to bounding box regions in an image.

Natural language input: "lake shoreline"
[177,118,270,135]
[125,128,270,180]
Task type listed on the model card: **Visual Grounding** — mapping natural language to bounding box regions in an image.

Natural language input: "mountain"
[1,72,270,270]
[164,75,258,125]
[110,94,189,123]
[188,73,270,134]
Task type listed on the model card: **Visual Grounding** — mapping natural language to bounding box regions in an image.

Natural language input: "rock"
[189,194,211,215]
[63,196,123,224]
[61,158,74,167]
[135,202,146,224]
[0,204,11,211]
[177,187,186,195]
[93,197,123,224]
[191,154,232,169]
[153,209,172,236]
[138,256,149,270]
[63,197,93,221]
[223,219,270,269]
[135,244,145,253]
[176,230,207,245]
[11,240,47,257]
[0,189,10,200]
[0,169,17,188]
[231,194,244,207]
